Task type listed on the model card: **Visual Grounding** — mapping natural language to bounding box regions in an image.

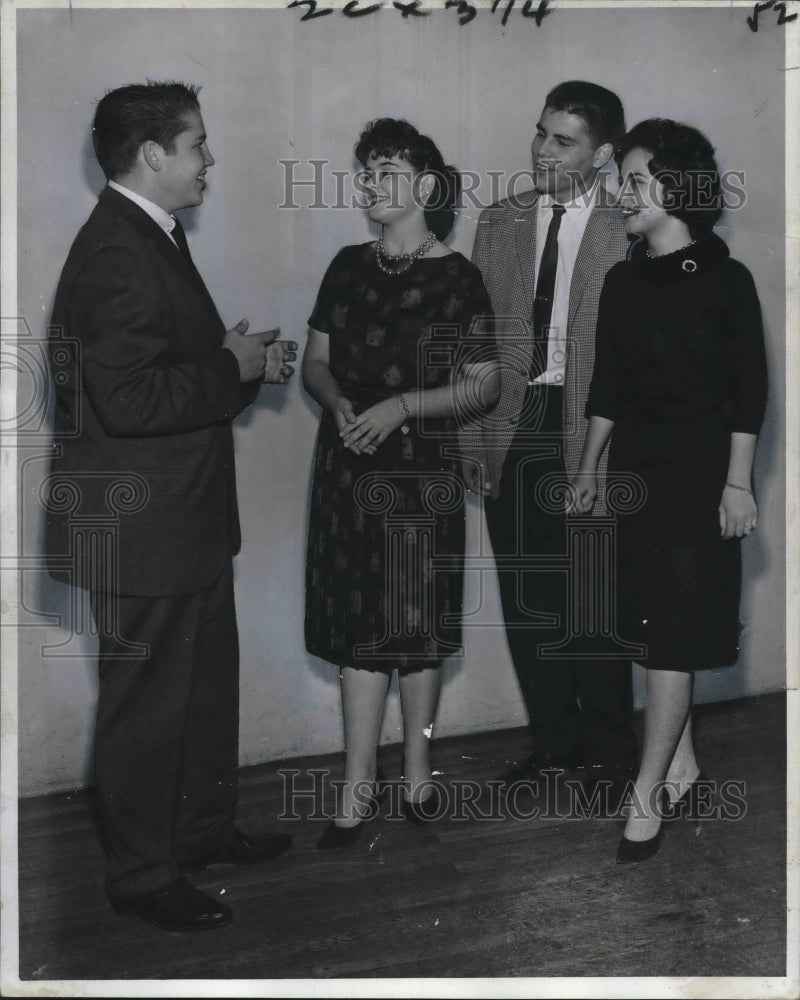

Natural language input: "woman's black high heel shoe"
[616,786,667,864]
[315,820,364,851]
[662,770,708,824]
[401,782,445,825]
[616,824,664,864]
[316,768,387,851]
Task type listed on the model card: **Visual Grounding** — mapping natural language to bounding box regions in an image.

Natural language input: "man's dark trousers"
[91,561,239,898]
[484,383,635,766]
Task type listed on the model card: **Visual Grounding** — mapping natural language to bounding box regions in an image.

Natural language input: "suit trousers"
[484,384,635,764]
[90,561,239,898]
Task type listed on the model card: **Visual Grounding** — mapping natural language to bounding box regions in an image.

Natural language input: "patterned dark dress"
[305,242,494,671]
[586,234,767,670]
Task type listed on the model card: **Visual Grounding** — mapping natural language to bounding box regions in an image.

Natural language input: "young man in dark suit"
[461,81,638,798]
[46,82,296,931]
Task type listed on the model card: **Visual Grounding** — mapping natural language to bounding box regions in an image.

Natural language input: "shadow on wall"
[81,126,105,200]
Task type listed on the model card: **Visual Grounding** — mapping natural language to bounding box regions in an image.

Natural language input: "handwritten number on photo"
[521,0,553,26]
[287,0,334,19]
[444,0,477,25]
[492,0,551,28]
[288,0,552,25]
[747,0,797,31]
[343,0,384,15]
[394,0,431,16]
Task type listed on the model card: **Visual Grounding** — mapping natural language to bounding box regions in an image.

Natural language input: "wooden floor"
[15,692,787,982]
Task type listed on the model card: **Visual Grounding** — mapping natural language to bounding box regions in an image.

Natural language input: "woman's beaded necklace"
[374,231,437,276]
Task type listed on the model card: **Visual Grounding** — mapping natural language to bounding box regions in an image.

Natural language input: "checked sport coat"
[460,183,628,515]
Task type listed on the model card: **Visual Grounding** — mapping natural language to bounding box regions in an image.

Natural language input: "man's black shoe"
[180,828,293,873]
[109,878,232,931]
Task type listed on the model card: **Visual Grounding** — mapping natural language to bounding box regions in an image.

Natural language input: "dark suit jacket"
[46,186,257,596]
[459,185,628,512]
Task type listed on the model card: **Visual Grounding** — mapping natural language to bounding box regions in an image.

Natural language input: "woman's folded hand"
[570,470,598,514]
[339,397,405,454]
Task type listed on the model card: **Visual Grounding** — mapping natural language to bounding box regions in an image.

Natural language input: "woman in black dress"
[302,119,498,848]
[573,120,767,862]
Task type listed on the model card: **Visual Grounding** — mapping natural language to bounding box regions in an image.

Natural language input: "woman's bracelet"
[725,482,753,494]
[397,393,412,422]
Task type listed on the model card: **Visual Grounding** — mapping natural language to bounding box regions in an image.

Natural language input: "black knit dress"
[586,234,767,669]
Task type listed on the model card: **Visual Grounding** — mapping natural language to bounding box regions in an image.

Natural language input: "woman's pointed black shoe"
[316,820,366,850]
[662,770,709,823]
[401,783,445,825]
[315,767,387,850]
[616,824,664,864]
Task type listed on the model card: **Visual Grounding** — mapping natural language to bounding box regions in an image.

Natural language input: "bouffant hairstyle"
[355,118,461,240]
[616,118,723,237]
[544,80,626,149]
[92,81,201,179]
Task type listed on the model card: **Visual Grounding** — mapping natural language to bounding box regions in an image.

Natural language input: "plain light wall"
[14,5,786,795]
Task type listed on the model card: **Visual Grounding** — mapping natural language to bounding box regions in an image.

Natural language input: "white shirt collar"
[538,177,601,213]
[108,181,178,239]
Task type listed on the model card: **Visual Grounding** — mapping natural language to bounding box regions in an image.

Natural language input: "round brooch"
[681,258,698,273]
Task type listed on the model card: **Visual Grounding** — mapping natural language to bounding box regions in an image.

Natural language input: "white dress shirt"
[108,180,179,248]
[531,182,599,385]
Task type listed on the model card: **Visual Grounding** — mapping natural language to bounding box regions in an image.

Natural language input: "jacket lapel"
[165,215,225,324]
[513,190,539,318]
[99,187,223,327]
[568,183,618,327]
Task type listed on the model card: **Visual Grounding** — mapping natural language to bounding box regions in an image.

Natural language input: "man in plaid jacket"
[462,81,638,792]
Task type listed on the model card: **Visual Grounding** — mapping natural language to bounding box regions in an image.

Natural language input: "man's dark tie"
[170,216,193,262]
[169,215,219,316]
[530,203,566,383]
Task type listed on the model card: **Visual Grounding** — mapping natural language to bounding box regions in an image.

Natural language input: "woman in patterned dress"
[302,119,499,848]
[573,120,767,862]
